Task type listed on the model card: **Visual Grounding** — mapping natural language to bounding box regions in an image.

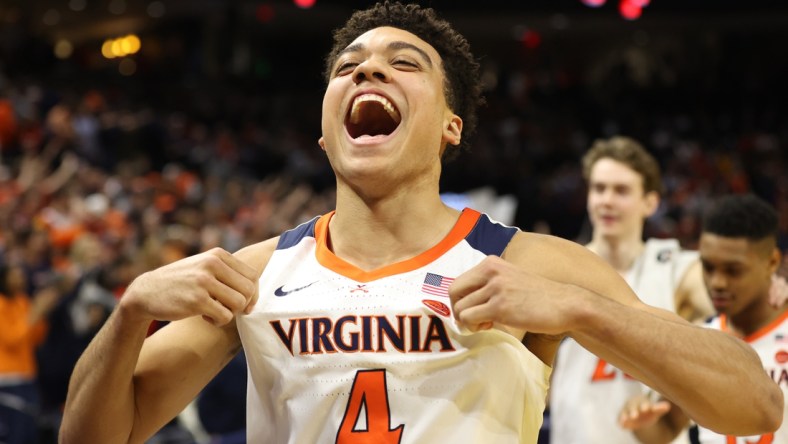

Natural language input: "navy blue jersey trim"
[276,216,319,250]
[465,213,518,256]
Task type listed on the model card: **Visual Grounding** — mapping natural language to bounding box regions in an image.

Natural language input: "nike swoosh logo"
[274,281,317,297]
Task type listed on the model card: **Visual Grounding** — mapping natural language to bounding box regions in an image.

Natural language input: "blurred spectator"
[197,351,248,444]
[0,264,60,444]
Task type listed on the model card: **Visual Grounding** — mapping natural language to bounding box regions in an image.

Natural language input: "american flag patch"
[421,272,454,297]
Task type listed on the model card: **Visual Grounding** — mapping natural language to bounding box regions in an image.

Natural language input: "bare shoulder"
[503,231,639,306]
[234,236,280,278]
[504,232,609,280]
[140,237,281,371]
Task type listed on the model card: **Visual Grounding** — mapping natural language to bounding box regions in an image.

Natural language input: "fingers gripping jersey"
[236,208,551,443]
[697,313,788,444]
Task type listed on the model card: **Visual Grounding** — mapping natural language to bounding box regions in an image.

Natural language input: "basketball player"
[550,136,712,444]
[619,194,787,443]
[59,3,782,443]
[550,138,788,444]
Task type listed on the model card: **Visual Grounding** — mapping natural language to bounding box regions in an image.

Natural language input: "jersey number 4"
[336,369,404,444]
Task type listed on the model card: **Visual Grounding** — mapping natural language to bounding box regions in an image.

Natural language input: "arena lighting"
[579,0,651,18]
[619,0,643,20]
[581,0,607,7]
[101,34,141,59]
[293,0,316,9]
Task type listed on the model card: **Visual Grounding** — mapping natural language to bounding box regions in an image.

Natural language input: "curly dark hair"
[324,1,483,159]
[702,194,778,243]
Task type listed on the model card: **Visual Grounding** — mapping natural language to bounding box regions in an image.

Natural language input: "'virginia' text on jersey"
[270,314,455,355]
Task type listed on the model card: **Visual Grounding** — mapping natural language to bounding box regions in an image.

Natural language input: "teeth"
[349,94,401,124]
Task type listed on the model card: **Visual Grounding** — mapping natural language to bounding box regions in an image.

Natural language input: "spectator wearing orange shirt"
[0,264,59,444]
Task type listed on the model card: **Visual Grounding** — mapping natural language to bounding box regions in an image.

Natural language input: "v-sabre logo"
[274,281,318,297]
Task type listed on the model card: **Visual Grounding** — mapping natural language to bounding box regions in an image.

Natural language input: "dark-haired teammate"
[620,194,787,443]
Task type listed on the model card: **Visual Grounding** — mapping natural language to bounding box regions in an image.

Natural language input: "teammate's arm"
[60,241,275,443]
[674,259,714,323]
[450,232,782,436]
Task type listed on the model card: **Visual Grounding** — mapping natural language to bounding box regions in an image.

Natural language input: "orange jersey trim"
[720,309,788,343]
[314,208,482,283]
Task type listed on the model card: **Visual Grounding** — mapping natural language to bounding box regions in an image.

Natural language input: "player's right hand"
[120,247,258,327]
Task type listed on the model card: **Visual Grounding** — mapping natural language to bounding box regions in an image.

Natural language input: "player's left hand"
[448,255,577,335]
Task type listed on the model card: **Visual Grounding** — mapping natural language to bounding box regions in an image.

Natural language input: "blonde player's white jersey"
[550,239,698,444]
[236,208,551,443]
[697,312,788,444]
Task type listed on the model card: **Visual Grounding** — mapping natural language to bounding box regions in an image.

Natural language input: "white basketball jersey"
[236,208,551,443]
[697,312,788,443]
[550,239,698,444]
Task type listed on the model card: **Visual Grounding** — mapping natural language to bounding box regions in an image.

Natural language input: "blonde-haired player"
[550,136,713,444]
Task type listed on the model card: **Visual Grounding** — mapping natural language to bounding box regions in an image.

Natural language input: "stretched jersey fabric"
[697,312,788,444]
[550,239,697,444]
[236,208,551,443]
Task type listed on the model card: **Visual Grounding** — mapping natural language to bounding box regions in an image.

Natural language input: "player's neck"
[728,297,788,339]
[587,233,645,273]
[328,188,460,271]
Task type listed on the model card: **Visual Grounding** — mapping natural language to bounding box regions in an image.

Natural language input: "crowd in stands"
[0,12,786,443]
[0,77,337,442]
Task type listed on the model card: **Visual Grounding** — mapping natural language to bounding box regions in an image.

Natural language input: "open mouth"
[345,93,402,140]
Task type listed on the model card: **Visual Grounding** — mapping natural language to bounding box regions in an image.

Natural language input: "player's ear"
[442,114,463,146]
[318,136,326,152]
[643,191,660,218]
[768,248,782,275]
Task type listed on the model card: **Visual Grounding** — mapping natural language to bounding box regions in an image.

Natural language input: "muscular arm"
[451,232,782,435]
[60,306,240,443]
[60,241,275,443]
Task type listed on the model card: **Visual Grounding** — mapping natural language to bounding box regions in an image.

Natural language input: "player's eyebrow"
[337,40,434,68]
[387,41,433,67]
